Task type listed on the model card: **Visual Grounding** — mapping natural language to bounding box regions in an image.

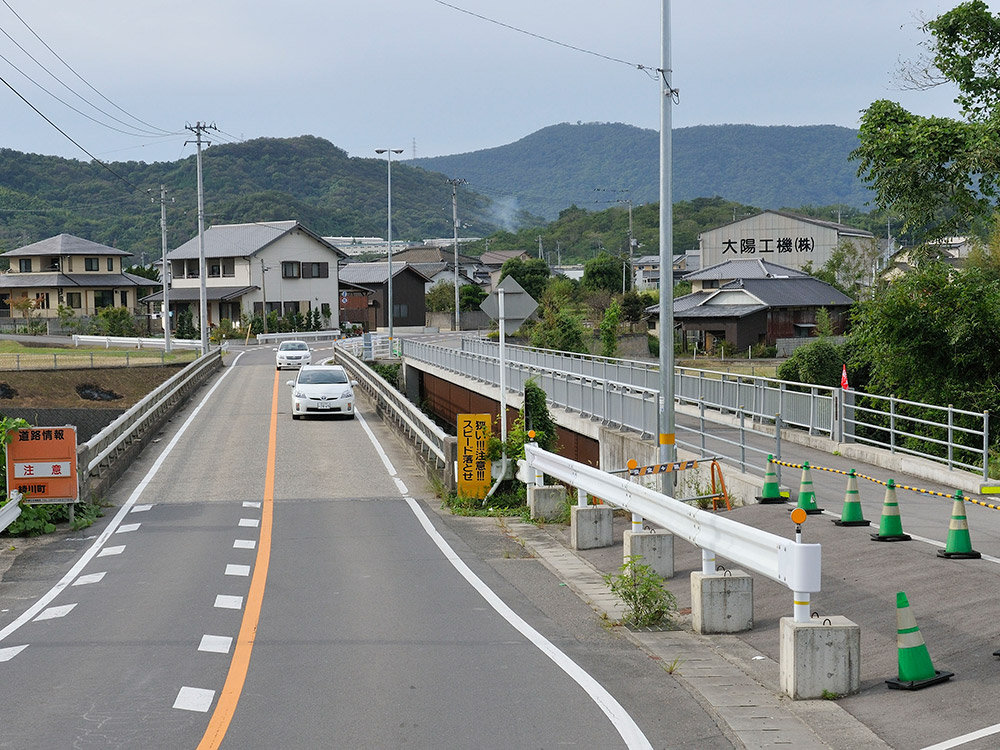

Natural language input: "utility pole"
[537,235,543,260]
[185,121,217,355]
[658,0,676,495]
[447,177,467,331]
[260,257,269,334]
[158,185,173,353]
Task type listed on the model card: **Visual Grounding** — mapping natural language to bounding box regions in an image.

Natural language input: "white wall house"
[142,221,345,330]
[698,210,875,273]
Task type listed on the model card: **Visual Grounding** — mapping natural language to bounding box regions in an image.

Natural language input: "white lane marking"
[238,518,259,528]
[922,722,1000,749]
[72,572,106,586]
[354,411,398,477]
[34,604,77,621]
[225,564,251,577]
[116,523,141,534]
[97,545,125,558]
[131,504,153,513]
[0,644,28,661]
[354,411,653,750]
[233,539,256,550]
[198,634,233,654]
[0,351,246,647]
[242,501,261,508]
[214,595,244,610]
[394,477,409,495]
[173,686,216,713]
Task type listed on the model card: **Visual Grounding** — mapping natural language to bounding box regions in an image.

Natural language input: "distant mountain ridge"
[409,122,873,220]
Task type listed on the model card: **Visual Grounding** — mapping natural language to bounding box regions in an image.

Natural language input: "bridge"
[1,333,998,749]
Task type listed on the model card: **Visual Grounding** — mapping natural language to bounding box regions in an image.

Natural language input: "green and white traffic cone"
[937,491,981,559]
[886,591,953,690]
[795,461,823,514]
[871,480,911,541]
[834,469,870,526]
[756,455,784,504]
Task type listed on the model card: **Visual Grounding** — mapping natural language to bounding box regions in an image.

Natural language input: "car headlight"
[343,390,353,399]
[293,389,307,398]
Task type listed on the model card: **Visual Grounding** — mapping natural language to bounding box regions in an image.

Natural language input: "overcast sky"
[0,1,989,165]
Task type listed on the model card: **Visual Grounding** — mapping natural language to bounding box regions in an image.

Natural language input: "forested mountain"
[410,122,873,220]
[0,136,519,262]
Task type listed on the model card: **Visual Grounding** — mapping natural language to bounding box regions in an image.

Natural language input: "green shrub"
[603,555,678,627]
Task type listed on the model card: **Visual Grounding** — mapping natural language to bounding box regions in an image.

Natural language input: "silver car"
[287,365,356,419]
[275,340,311,370]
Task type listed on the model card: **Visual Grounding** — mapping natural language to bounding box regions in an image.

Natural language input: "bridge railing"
[523,443,822,621]
[256,330,342,345]
[72,334,204,351]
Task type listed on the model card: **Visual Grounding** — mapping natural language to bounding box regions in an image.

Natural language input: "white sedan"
[275,340,311,370]
[287,365,357,419]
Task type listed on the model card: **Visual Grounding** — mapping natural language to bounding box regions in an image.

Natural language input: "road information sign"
[5,426,79,504]
[457,413,491,499]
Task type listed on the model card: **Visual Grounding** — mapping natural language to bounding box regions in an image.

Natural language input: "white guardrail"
[0,493,22,533]
[523,443,822,622]
[72,334,204,351]
[256,330,342,345]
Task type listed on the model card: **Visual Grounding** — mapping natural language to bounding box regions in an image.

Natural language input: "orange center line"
[198,368,279,749]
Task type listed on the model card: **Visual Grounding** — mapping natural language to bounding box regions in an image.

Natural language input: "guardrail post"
[890,395,897,453]
[947,404,954,470]
[775,414,782,485]
[984,411,990,481]
[739,407,746,472]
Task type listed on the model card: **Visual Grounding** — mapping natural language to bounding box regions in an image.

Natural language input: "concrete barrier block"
[528,485,567,521]
[691,570,753,634]
[623,530,674,579]
[779,616,861,700]
[571,505,613,550]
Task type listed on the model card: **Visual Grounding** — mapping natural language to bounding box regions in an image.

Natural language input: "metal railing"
[256,329,342,345]
[72,334,204,351]
[523,443,822,621]
[0,349,198,371]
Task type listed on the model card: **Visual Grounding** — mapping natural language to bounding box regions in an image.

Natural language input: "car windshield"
[279,342,308,351]
[297,370,348,385]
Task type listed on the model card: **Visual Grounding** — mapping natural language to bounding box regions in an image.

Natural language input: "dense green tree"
[425,280,454,312]
[459,283,487,311]
[582,251,623,293]
[598,300,622,358]
[498,257,549,300]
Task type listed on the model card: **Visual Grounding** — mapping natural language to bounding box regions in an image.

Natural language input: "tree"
[582,251,623,293]
[459,283,487,311]
[498,257,549,300]
[598,300,622,358]
[852,2,1000,238]
[425,280,455,312]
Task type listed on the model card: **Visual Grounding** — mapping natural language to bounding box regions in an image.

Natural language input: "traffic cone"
[871,480,911,541]
[795,461,823,514]
[886,591,953,690]
[937,491,981,559]
[834,469,870,526]
[756,455,784,504]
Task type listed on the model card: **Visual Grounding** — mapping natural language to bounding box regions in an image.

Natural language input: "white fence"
[72,335,204,351]
[523,443,821,622]
[256,330,342,345]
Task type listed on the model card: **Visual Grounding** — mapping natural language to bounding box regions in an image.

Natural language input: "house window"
[67,257,73,272]
[107,258,114,271]
[393,303,408,319]
[85,257,99,271]
[282,261,300,279]
[18,259,31,273]
[94,290,114,308]
[120,290,129,306]
[35,293,50,310]
[209,262,221,278]
[222,259,235,277]
[301,262,329,279]
[66,292,82,309]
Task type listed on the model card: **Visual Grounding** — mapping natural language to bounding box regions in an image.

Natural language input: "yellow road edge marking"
[198,369,279,749]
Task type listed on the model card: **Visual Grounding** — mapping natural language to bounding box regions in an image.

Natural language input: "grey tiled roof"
[140,285,256,303]
[675,303,766,319]
[0,272,149,289]
[684,258,809,281]
[168,221,345,260]
[728,277,853,306]
[339,262,430,285]
[4,234,133,257]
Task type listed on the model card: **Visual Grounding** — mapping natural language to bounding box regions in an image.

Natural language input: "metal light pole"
[658,1,676,493]
[447,177,467,331]
[376,148,403,343]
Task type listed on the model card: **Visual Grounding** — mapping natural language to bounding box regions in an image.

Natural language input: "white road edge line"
[922,721,1000,750]
[0,351,247,645]
[354,411,653,750]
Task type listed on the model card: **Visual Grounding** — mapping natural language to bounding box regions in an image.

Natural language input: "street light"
[376,148,404,343]
[447,177,467,331]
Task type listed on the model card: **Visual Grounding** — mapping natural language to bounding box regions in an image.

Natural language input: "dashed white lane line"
[198,635,233,654]
[34,604,77,621]
[214,595,244,610]
[131,504,153,513]
[224,564,251,577]
[233,539,256,550]
[116,523,141,534]
[394,477,409,495]
[238,518,259,528]
[97,545,125,558]
[0,644,28,662]
[173,686,216,713]
[242,501,261,509]
[72,572,106,586]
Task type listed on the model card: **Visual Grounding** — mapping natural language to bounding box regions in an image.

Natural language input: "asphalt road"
[0,345,734,749]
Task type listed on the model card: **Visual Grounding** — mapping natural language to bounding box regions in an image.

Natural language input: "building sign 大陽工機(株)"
[721,237,815,255]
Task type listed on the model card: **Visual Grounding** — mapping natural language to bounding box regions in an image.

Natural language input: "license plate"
[317,402,332,410]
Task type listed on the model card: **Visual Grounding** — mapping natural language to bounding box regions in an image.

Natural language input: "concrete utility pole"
[537,235,543,260]
[658,1,676,494]
[260,258,269,334]
[376,148,403,343]
[185,121,217,355]
[158,185,172,353]
[447,177,467,331]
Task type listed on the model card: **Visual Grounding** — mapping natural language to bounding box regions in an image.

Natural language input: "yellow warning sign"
[457,414,491,499]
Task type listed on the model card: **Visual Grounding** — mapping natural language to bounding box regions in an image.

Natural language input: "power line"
[1,0,175,136]
[433,0,659,75]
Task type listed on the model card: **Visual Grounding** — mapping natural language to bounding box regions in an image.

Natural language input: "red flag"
[841,364,849,390]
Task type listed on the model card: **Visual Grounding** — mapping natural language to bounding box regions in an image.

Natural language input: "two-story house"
[0,234,149,320]
[142,220,346,329]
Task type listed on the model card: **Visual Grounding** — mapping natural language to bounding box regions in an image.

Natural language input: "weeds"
[602,555,678,628]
